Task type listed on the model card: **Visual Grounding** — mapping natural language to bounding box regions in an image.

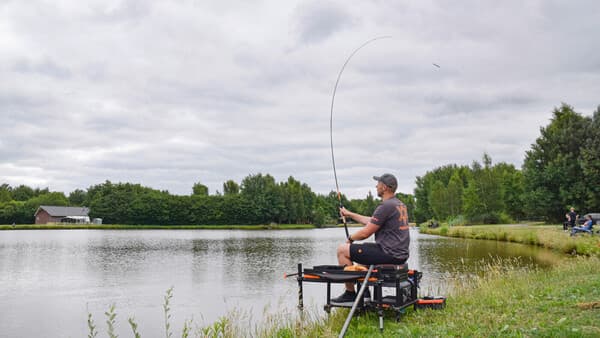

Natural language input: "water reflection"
[0,228,563,337]
[409,232,564,295]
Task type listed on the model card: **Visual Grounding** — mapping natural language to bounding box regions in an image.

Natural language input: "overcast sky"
[1,1,599,199]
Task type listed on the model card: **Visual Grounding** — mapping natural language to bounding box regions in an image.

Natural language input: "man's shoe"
[331,290,356,303]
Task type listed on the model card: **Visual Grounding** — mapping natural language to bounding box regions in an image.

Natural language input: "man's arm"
[349,222,379,242]
[340,207,371,225]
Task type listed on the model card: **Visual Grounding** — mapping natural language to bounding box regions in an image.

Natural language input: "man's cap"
[373,173,398,192]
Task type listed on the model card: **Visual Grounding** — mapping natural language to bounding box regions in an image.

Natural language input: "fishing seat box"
[359,264,413,307]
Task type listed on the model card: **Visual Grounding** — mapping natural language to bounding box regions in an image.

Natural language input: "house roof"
[35,205,90,217]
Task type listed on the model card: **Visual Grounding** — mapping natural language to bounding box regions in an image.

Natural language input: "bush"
[447,215,467,226]
[498,212,514,224]
[469,212,504,224]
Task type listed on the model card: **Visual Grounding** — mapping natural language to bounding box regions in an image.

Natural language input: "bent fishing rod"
[329,36,391,240]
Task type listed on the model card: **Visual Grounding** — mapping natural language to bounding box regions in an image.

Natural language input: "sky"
[1,1,599,199]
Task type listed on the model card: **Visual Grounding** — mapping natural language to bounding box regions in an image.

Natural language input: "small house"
[34,205,90,224]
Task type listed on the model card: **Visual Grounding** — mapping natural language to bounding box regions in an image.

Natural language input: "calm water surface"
[0,228,562,337]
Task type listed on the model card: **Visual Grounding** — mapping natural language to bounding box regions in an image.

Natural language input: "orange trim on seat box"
[417,299,445,304]
[303,274,321,279]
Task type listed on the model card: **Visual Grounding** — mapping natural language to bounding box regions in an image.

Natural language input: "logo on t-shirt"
[396,204,408,227]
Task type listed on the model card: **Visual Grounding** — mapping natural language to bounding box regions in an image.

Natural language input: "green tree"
[363,191,378,216]
[240,173,284,224]
[27,192,69,207]
[462,155,504,223]
[522,103,591,222]
[223,180,240,195]
[279,176,315,224]
[12,185,34,201]
[413,175,431,223]
[192,182,209,196]
[68,189,87,206]
[446,172,464,216]
[430,180,449,220]
[313,193,338,227]
[0,200,32,224]
[167,195,193,225]
[414,164,469,223]
[86,181,155,224]
[33,187,50,197]
[315,191,348,225]
[580,106,600,211]
[496,163,524,220]
[0,184,11,203]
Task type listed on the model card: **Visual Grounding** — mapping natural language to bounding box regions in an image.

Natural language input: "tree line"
[1,103,597,225]
[0,174,415,226]
[414,103,600,224]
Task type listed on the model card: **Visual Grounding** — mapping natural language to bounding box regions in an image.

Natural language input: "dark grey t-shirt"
[370,197,410,260]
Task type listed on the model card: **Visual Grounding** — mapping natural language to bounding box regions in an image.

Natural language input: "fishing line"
[329,36,391,240]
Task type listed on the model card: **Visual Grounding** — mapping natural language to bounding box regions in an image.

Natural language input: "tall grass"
[105,303,117,338]
[87,312,98,338]
[127,317,141,338]
[163,287,173,338]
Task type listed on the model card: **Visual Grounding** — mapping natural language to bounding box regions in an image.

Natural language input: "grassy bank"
[322,256,600,337]
[420,224,600,257]
[88,257,600,337]
[0,223,317,230]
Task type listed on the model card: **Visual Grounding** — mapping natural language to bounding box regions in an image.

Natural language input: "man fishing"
[332,173,410,303]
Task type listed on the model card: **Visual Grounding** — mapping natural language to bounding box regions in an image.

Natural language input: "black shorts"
[349,242,406,265]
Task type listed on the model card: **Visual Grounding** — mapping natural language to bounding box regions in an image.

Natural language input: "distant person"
[565,207,578,230]
[332,173,410,303]
[571,214,593,236]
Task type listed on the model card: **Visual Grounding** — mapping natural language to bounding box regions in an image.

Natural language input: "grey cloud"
[150,80,271,111]
[0,93,52,110]
[293,1,355,44]
[90,0,152,23]
[83,62,108,81]
[421,90,540,117]
[12,58,72,79]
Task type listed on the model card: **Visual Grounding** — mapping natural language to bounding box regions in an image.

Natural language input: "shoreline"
[419,223,600,257]
[0,223,320,230]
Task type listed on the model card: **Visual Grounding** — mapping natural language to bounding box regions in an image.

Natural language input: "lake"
[0,228,562,337]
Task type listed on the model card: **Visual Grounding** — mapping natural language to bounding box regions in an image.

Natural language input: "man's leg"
[337,243,354,292]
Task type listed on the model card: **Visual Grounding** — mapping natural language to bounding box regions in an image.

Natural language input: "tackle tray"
[415,296,447,309]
